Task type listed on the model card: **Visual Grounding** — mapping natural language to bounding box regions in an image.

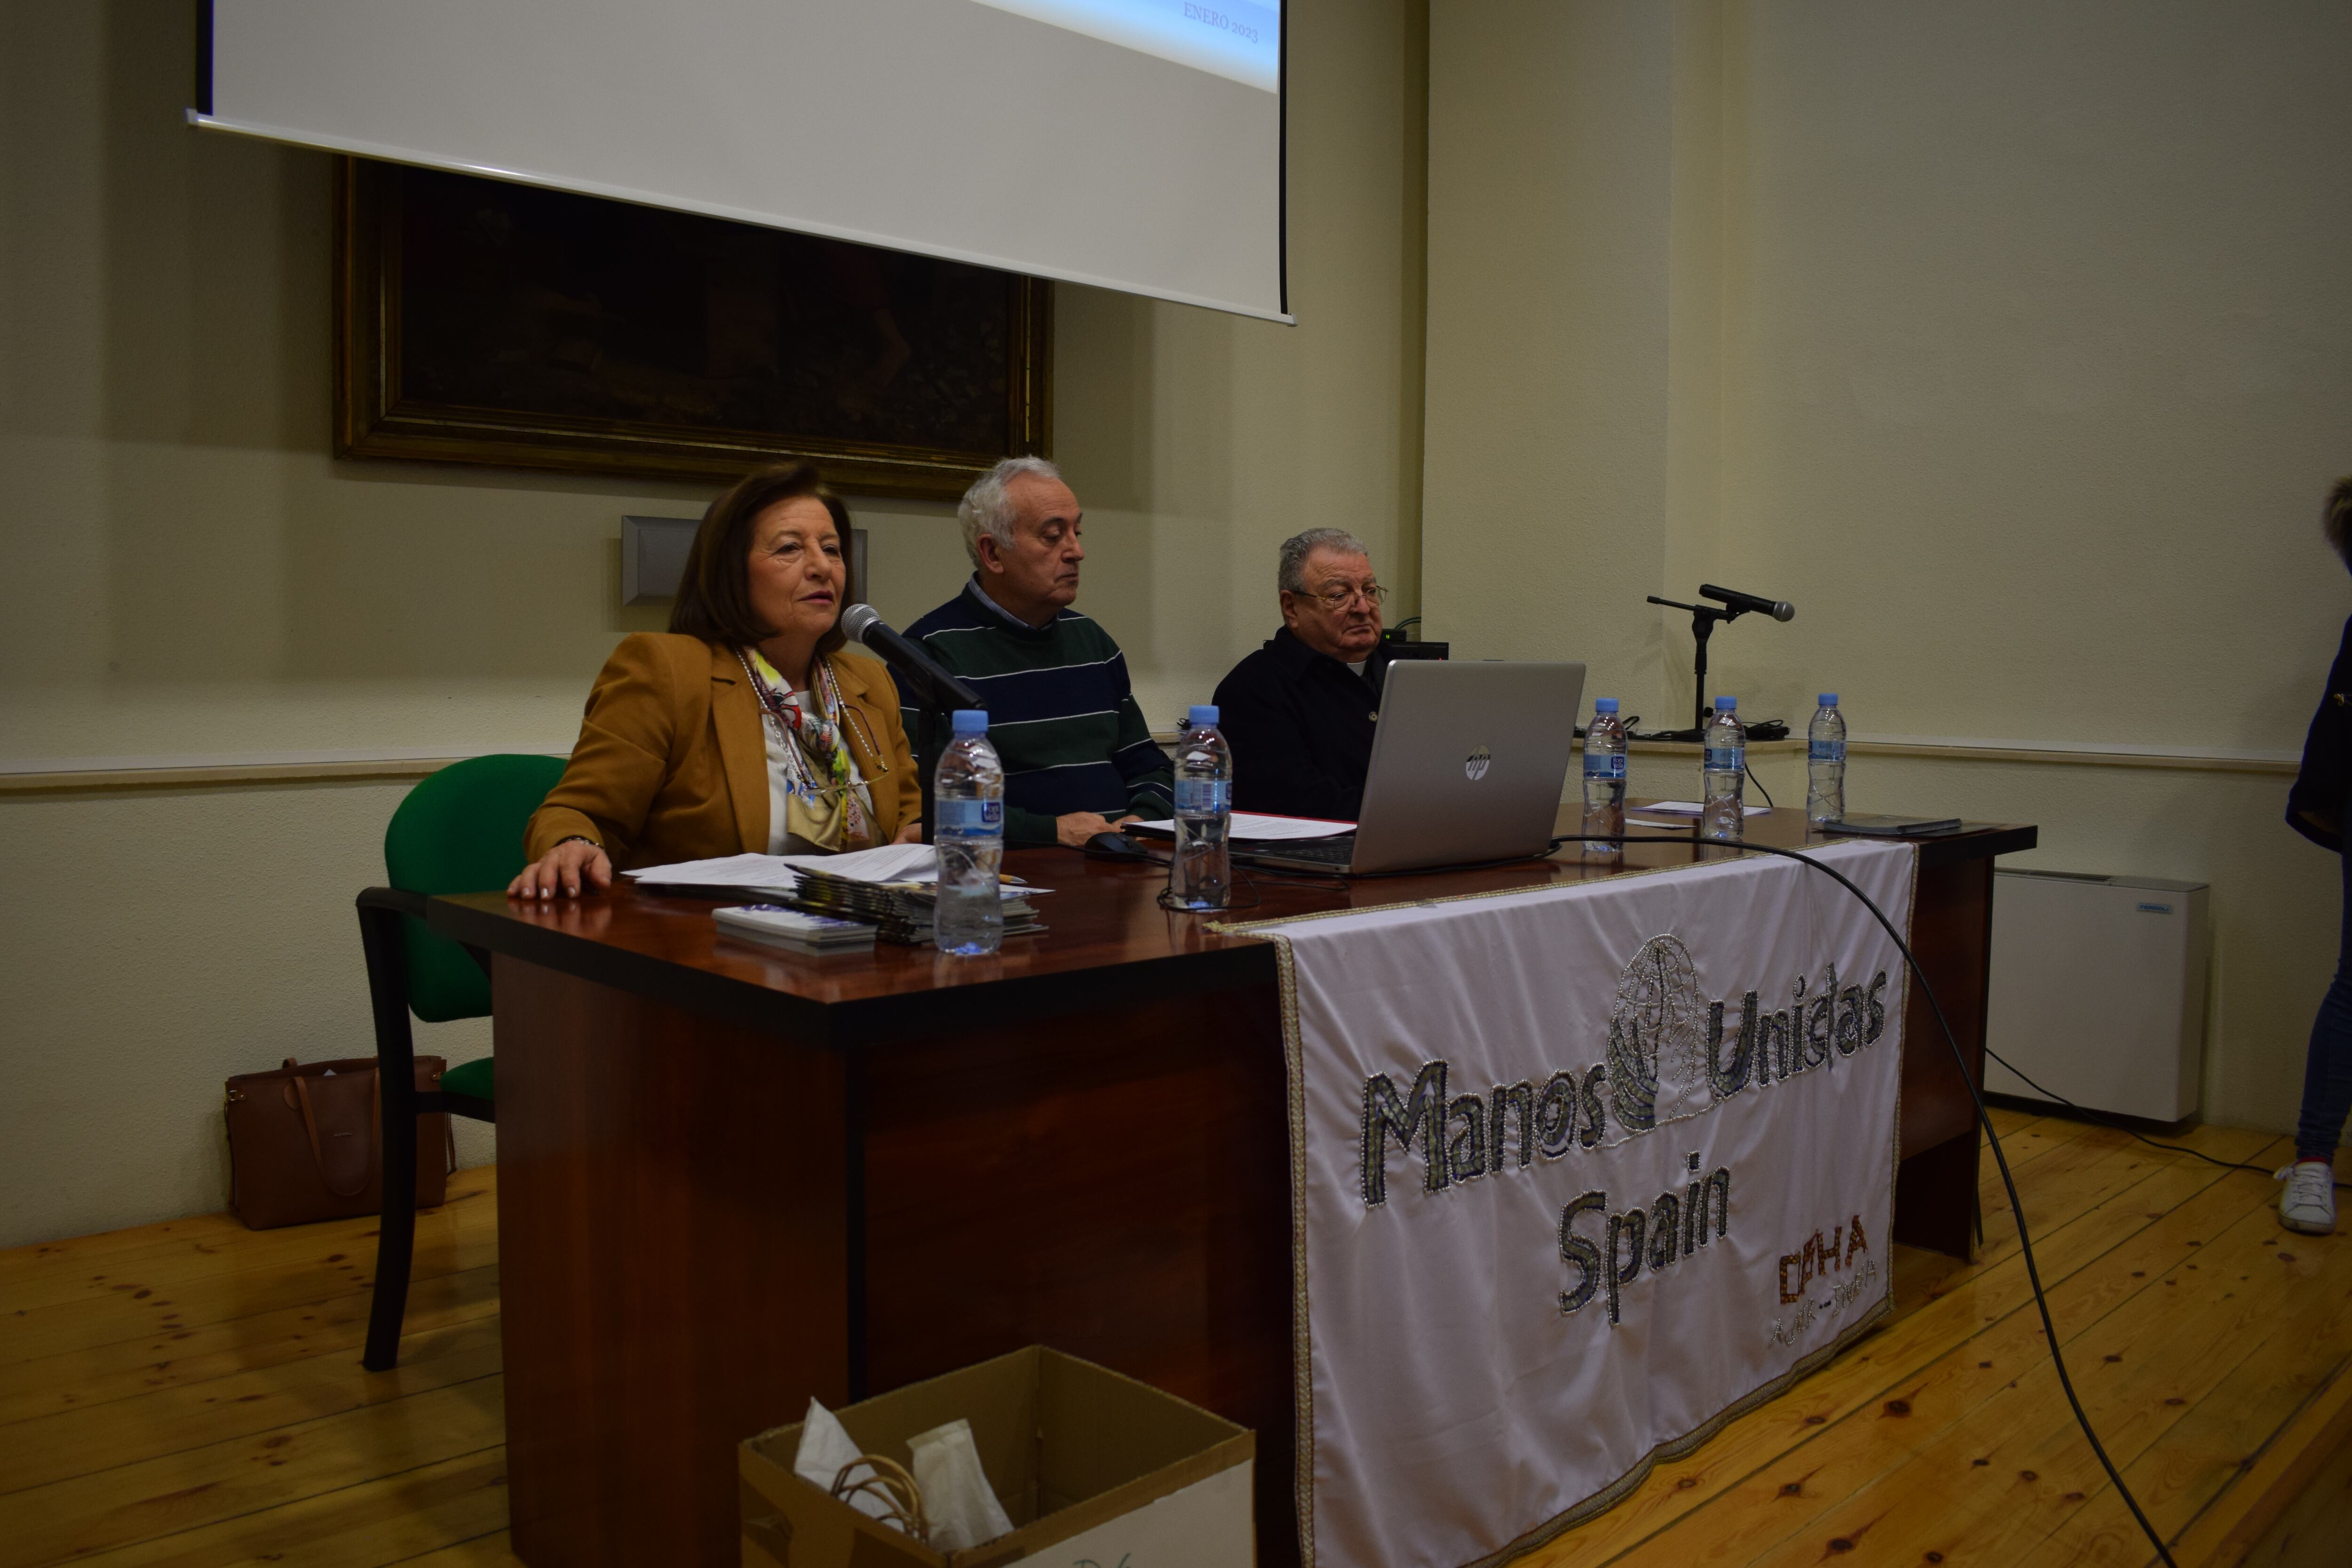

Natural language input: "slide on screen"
[969,0,1281,91]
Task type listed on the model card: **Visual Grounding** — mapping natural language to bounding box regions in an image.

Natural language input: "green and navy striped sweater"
[899,580,1174,846]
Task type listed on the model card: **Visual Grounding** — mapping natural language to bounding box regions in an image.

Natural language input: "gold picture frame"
[332,158,1051,500]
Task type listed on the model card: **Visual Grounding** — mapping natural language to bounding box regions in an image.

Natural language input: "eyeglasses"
[1300,583,1388,610]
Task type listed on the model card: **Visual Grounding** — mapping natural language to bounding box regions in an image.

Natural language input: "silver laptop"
[1241,660,1586,875]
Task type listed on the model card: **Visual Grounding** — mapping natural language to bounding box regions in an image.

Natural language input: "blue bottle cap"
[1818,692,1838,706]
[1594,697,1619,714]
[951,708,988,734]
[1188,704,1220,727]
[1714,694,1737,711]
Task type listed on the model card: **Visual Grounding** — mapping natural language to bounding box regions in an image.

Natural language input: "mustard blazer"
[525,634,922,868]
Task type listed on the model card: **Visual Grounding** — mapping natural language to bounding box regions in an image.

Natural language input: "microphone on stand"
[840,604,985,712]
[1645,584,1796,738]
[1699,584,1796,622]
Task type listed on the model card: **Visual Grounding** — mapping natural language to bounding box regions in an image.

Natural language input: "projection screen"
[195,0,1288,321]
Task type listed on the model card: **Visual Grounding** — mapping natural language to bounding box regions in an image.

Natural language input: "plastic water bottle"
[933,709,1004,955]
[1168,704,1232,910]
[1581,698,1627,857]
[1807,693,1847,828]
[1701,695,1745,843]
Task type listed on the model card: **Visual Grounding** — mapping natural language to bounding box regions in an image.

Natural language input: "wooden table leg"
[860,983,1300,1568]
[493,957,852,1568]
[1893,857,1995,1258]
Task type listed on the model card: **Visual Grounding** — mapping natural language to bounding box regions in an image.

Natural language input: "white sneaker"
[2278,1161,2337,1236]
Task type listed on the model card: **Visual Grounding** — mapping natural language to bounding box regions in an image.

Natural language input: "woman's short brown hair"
[670,462,856,655]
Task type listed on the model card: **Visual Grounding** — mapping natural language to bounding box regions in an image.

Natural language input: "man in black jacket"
[1212,528,1397,821]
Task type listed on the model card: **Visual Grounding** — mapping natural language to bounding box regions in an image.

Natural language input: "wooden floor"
[0,1108,2344,1567]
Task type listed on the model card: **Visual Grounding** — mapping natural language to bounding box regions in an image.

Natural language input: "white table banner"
[1241,840,1918,1568]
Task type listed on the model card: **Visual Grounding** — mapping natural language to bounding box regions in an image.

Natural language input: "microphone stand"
[841,607,983,848]
[1645,595,1750,739]
[914,707,941,848]
[902,687,979,848]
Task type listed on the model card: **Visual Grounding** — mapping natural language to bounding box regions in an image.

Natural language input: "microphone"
[840,604,985,712]
[1699,583,1795,622]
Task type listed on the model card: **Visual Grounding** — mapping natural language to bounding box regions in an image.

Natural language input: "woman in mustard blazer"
[512,463,923,898]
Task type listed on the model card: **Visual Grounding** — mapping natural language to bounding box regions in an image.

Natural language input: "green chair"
[357,753,567,1371]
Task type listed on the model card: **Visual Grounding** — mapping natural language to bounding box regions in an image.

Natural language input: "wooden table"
[429,806,2033,1568]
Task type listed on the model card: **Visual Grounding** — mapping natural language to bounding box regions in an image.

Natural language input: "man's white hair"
[959,456,1065,568]
[1278,527,1371,593]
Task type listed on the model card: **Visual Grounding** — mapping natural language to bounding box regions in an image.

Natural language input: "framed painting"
[332,158,1051,500]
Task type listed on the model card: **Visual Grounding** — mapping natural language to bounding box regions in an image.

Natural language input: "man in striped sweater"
[898,457,1173,848]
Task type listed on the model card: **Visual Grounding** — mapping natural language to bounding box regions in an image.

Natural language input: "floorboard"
[0,1130,2339,1568]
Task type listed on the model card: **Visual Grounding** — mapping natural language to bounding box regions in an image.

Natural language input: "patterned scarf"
[739,648,874,852]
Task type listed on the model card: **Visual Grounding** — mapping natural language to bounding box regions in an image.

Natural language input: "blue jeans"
[2297,793,2352,1162]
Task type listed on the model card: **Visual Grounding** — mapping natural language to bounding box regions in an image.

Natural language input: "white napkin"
[791,1397,903,1530]
[907,1417,1016,1550]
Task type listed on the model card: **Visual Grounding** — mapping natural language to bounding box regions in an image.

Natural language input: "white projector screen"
[195,0,1288,322]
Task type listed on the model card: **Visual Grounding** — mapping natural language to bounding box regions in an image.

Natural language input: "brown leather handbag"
[224,1056,453,1230]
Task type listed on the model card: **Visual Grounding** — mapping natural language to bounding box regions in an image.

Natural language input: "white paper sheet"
[626,842,941,891]
[1129,812,1356,842]
[1631,801,1772,818]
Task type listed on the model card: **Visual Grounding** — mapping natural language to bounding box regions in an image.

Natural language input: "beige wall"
[0,0,1427,1246]
[14,0,2343,1247]
[1424,0,2352,1133]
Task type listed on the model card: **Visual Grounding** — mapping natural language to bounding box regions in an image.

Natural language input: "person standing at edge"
[1211,528,1394,821]
[898,457,1173,848]
[2282,475,2352,1234]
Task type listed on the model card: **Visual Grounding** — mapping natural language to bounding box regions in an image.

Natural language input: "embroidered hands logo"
[1607,936,1710,1131]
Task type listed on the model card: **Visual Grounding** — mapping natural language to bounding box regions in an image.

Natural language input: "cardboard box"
[740,1346,1255,1568]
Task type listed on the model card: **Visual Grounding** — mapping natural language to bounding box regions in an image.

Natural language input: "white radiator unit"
[1983,869,2210,1122]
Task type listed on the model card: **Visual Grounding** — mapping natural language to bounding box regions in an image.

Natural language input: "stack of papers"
[714,905,877,956]
[627,843,942,897]
[1127,812,1355,843]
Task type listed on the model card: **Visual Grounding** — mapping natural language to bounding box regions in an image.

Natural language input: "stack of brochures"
[787,867,1048,947]
[714,904,878,956]
[630,846,1046,947]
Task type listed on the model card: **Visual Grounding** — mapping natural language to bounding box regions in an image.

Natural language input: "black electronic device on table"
[1380,621,1449,661]
[1827,813,1965,837]
[1082,831,1152,862]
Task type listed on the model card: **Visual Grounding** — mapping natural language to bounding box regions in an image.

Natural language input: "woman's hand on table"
[509,838,612,899]
[894,821,924,845]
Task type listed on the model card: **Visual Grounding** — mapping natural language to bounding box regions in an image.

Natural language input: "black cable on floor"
[1549,832,2182,1568]
[1979,1047,2352,1192]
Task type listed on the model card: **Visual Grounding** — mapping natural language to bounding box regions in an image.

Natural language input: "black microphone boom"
[840,604,985,711]
[1700,583,1796,622]
[1645,583,1796,735]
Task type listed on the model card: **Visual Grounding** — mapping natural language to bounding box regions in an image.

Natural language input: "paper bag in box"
[740,1345,1254,1567]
